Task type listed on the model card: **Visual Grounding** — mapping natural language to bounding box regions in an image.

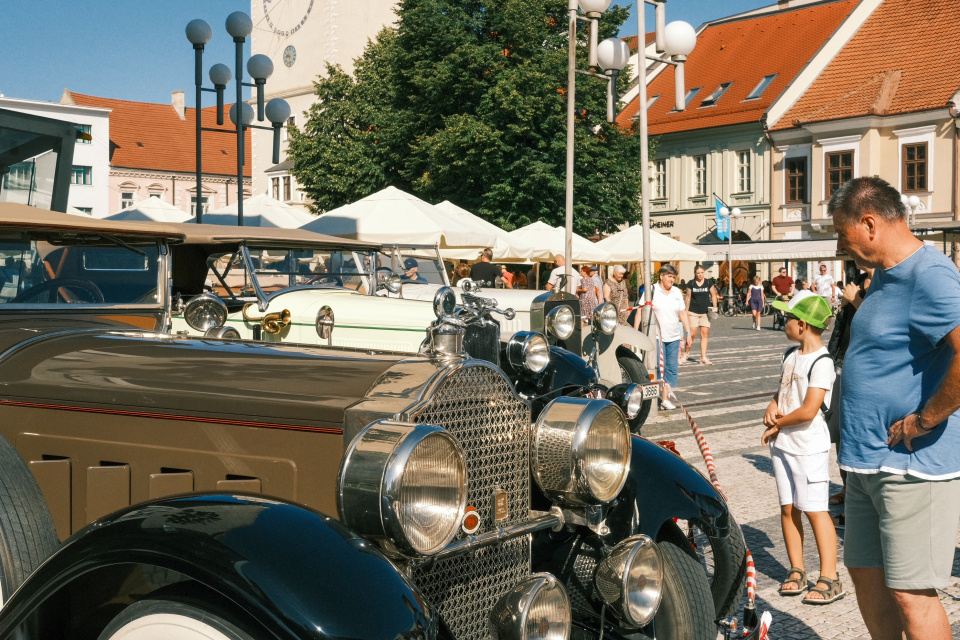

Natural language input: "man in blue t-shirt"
[833,177,960,640]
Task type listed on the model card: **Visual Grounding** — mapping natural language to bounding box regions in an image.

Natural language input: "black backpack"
[780,346,835,420]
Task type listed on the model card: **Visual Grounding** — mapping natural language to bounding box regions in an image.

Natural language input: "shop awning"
[699,239,846,262]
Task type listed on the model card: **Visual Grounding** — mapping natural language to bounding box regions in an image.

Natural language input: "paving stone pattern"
[637,315,960,639]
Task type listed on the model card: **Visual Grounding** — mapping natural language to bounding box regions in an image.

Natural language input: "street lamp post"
[564,0,630,294]
[186,12,291,226]
[901,193,923,226]
[636,2,696,332]
[720,206,741,302]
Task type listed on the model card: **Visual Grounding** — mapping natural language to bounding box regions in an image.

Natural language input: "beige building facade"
[250,0,397,209]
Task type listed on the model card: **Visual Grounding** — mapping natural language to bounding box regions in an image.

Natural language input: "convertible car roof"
[172,222,382,251]
[0,203,186,240]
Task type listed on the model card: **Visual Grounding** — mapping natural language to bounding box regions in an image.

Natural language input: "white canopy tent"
[434,201,538,261]
[506,221,610,264]
[300,187,497,249]
[595,224,706,263]
[701,239,845,263]
[102,197,193,223]
[203,194,315,228]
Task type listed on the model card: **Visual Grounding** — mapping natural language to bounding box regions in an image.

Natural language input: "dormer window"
[699,83,732,108]
[745,74,777,101]
[683,87,702,108]
[647,95,660,109]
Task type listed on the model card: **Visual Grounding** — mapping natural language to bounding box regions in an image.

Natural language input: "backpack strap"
[808,353,834,415]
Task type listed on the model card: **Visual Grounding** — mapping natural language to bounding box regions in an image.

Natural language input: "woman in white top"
[649,264,692,410]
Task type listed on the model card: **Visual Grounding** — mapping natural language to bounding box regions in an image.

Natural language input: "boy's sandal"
[828,491,845,506]
[803,576,844,605]
[700,357,713,365]
[778,567,807,596]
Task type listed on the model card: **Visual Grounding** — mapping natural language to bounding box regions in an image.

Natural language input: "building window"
[902,142,927,193]
[647,95,660,109]
[826,151,853,197]
[149,193,161,200]
[736,151,751,193]
[74,207,93,214]
[191,196,209,216]
[121,192,135,209]
[272,177,280,200]
[654,159,667,199]
[283,176,291,201]
[70,166,92,185]
[693,155,706,196]
[281,116,297,142]
[76,124,91,144]
[786,157,807,204]
[683,87,702,108]
[745,74,777,100]
[699,83,732,108]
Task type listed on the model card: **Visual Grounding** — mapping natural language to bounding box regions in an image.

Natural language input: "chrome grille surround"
[406,361,532,640]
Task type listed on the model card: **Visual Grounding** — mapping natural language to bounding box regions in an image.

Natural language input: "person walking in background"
[762,291,841,604]
[812,263,836,306]
[832,177,960,640]
[682,265,718,365]
[604,265,631,325]
[577,265,601,324]
[649,264,692,411]
[545,254,580,293]
[773,267,795,300]
[749,275,765,330]
[470,248,500,288]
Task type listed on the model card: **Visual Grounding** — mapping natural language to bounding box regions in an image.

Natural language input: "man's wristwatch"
[914,410,935,433]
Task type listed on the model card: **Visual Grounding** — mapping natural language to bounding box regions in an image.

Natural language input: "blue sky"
[3,0,769,106]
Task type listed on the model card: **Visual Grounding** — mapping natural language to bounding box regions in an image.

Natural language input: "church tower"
[250,0,397,207]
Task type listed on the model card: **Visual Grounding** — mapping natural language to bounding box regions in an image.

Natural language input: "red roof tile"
[616,0,859,135]
[68,92,250,176]
[773,0,960,129]
[623,32,656,53]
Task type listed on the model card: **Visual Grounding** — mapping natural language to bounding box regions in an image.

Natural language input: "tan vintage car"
[0,204,744,640]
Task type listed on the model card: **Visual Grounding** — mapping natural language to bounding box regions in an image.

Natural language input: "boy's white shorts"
[770,446,830,512]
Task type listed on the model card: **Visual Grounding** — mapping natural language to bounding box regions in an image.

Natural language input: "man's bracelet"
[914,411,936,433]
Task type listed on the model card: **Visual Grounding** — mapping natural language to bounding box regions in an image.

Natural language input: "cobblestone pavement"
[637,314,960,639]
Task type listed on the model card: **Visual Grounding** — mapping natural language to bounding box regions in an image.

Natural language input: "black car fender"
[0,494,443,640]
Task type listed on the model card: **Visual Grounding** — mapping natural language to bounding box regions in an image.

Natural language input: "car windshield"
[204,246,374,301]
[376,246,448,285]
[0,234,161,305]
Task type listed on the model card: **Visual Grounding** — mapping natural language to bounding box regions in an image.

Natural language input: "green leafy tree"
[288,0,643,234]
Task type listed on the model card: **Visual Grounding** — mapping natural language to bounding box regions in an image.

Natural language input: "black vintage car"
[0,204,746,640]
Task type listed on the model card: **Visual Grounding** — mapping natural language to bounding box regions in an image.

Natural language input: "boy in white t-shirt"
[762,291,843,605]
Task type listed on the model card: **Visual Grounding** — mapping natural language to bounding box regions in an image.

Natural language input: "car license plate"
[642,383,660,399]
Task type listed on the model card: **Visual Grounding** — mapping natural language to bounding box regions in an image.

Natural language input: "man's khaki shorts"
[688,312,710,329]
[844,471,960,590]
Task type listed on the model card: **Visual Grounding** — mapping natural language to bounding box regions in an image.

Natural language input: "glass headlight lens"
[506,332,550,373]
[183,293,228,332]
[546,305,576,340]
[490,573,571,640]
[595,535,663,627]
[531,398,631,505]
[593,302,618,335]
[606,383,644,419]
[339,420,466,556]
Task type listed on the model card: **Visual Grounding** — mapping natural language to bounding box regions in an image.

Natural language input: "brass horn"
[242,303,292,335]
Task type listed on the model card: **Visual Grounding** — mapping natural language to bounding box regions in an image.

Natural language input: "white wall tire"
[98,599,254,640]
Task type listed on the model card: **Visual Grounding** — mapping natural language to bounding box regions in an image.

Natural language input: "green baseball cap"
[771,290,833,329]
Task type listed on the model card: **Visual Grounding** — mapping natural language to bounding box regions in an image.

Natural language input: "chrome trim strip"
[0,329,174,365]
[427,511,561,561]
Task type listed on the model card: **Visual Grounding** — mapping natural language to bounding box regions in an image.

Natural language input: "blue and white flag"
[714,196,729,241]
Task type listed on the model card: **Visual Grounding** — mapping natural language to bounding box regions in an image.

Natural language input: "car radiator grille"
[410,363,531,640]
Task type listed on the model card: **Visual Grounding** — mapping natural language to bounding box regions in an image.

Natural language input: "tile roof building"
[766,0,960,265]
[62,90,251,217]
[614,0,863,285]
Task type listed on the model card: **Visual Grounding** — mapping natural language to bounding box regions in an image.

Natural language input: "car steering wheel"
[306,275,343,286]
[10,278,105,304]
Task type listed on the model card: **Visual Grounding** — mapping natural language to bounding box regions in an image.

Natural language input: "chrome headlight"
[546,305,576,340]
[385,273,402,293]
[595,535,663,627]
[183,293,228,332]
[506,331,550,373]
[339,420,466,556]
[490,573,570,640]
[593,302,618,335]
[433,286,457,318]
[204,326,241,340]
[606,383,644,419]
[531,398,631,505]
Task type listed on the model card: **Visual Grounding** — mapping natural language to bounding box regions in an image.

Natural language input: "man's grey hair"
[828,176,906,226]
[613,265,627,275]
[658,263,677,276]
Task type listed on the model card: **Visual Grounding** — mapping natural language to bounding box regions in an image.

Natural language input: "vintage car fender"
[0,494,444,640]
[584,324,656,386]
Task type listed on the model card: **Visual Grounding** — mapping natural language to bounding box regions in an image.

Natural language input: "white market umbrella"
[507,221,610,264]
[203,194,315,228]
[300,186,497,249]
[103,197,193,223]
[595,224,706,263]
[435,201,538,262]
